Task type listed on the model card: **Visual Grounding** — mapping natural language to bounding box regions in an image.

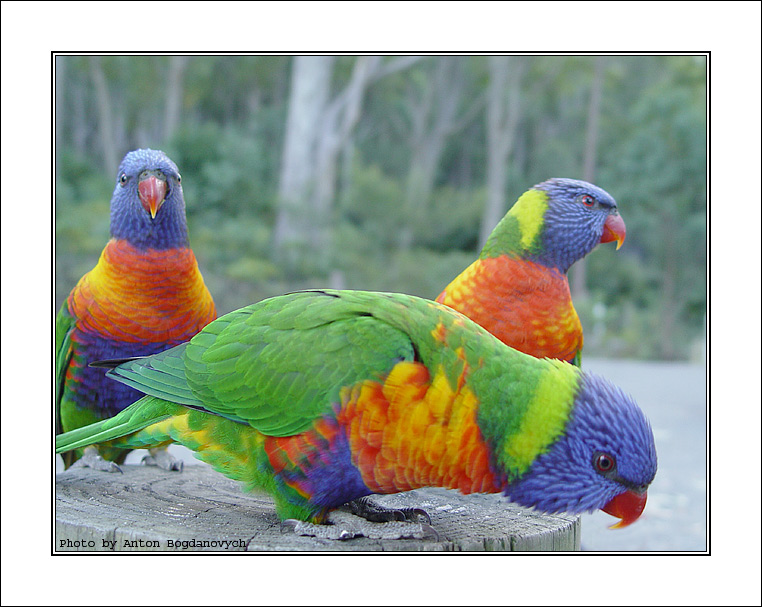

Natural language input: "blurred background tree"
[54,54,707,361]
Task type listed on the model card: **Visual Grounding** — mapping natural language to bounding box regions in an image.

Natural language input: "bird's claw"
[342,496,431,524]
[141,448,184,472]
[70,446,122,473]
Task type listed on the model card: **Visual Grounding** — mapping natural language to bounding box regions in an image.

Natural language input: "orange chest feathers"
[437,256,582,362]
[67,239,217,343]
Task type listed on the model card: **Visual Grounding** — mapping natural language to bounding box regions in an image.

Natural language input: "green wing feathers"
[104,344,203,407]
[184,292,417,436]
[55,303,77,434]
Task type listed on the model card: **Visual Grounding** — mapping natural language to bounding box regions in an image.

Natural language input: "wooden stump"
[55,464,581,552]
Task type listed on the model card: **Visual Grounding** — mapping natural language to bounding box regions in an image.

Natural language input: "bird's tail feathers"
[55,396,182,454]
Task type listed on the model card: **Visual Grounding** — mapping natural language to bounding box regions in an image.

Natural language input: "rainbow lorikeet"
[56,149,217,472]
[437,178,626,366]
[56,290,656,540]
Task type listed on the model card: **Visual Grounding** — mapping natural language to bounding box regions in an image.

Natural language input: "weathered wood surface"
[55,464,581,552]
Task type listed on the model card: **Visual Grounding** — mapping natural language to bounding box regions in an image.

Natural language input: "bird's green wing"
[55,302,77,433]
[105,291,417,437]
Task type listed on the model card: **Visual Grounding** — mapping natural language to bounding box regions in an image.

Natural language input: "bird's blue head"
[532,178,626,273]
[109,149,189,250]
[505,372,657,528]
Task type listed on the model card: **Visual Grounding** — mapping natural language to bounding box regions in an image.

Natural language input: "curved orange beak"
[138,174,167,219]
[600,213,626,250]
[601,489,647,529]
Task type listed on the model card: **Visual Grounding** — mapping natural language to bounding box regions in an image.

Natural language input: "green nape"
[474,356,581,482]
[479,189,549,259]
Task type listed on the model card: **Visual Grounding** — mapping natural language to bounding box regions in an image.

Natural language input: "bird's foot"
[141,447,184,472]
[342,496,431,524]
[70,446,122,473]
[281,509,439,541]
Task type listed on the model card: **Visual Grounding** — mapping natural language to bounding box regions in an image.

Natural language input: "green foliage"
[339,161,483,253]
[55,150,114,306]
[334,161,484,298]
[417,185,484,252]
[168,121,279,218]
[338,162,405,251]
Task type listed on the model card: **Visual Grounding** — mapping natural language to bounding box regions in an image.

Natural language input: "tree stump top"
[55,464,580,552]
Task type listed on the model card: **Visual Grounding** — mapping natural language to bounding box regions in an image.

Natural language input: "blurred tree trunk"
[89,56,119,172]
[70,71,88,156]
[400,57,481,250]
[275,55,420,272]
[480,56,525,248]
[570,56,604,297]
[164,55,189,143]
[273,55,334,268]
[311,55,383,259]
[55,56,66,173]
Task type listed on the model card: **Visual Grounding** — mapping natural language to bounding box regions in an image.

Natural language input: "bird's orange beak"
[600,213,626,250]
[601,489,647,529]
[138,174,167,219]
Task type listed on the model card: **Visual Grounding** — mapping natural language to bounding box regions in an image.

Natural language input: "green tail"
[55,396,182,454]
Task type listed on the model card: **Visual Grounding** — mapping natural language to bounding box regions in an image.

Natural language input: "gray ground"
[56,357,707,553]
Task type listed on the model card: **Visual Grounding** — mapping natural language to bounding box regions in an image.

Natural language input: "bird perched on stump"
[437,178,626,366]
[56,290,656,540]
[56,148,217,472]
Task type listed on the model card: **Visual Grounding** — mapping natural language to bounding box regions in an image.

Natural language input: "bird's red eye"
[594,452,616,473]
[581,194,595,207]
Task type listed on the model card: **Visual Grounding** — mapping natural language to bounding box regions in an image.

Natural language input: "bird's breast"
[437,256,582,362]
[68,238,216,343]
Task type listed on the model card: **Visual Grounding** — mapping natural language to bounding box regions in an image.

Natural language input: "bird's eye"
[177,174,181,183]
[581,194,595,207]
[594,452,616,474]
[119,173,128,185]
